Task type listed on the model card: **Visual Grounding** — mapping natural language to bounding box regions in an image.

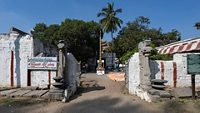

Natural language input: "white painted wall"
[127,52,200,91]
[18,35,33,87]
[0,39,11,87]
[126,53,152,102]
[150,53,200,87]
[0,33,33,87]
[126,53,140,94]
[31,71,56,88]
[0,31,57,88]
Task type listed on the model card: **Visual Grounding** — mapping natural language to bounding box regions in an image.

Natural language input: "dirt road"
[1,73,199,113]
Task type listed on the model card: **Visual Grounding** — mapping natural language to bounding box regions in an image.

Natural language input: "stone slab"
[151,79,168,83]
[23,90,48,97]
[8,90,31,97]
[41,92,49,99]
[0,88,13,91]
[159,91,171,98]
[49,93,63,100]
[148,88,171,98]
[0,89,19,96]
[152,84,166,89]
[148,89,161,95]
[172,87,192,98]
[49,89,64,93]
[20,86,38,90]
[149,95,160,102]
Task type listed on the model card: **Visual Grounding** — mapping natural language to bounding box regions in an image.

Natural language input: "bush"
[119,48,172,63]
[120,49,138,63]
[149,49,173,60]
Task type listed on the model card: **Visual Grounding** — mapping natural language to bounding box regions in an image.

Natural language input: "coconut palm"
[97,2,123,39]
[97,2,123,69]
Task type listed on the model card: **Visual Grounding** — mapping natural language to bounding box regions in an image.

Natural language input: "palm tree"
[194,22,200,29]
[97,2,123,69]
[97,2,123,39]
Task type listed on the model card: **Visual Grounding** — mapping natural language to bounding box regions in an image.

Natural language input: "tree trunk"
[111,31,114,69]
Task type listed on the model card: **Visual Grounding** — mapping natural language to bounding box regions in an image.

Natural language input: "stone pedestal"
[96,60,105,75]
[96,69,105,75]
[49,76,64,100]
[49,40,65,101]
[49,88,64,100]
[96,66,105,75]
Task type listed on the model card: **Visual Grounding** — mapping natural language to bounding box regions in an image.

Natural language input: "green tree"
[57,19,100,61]
[111,16,181,62]
[31,23,47,40]
[32,19,101,62]
[44,24,60,44]
[97,2,123,39]
[195,22,200,29]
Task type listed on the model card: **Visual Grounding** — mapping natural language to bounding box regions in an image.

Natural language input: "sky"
[0,0,200,41]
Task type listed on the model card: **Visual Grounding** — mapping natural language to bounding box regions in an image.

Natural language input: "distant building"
[102,52,116,69]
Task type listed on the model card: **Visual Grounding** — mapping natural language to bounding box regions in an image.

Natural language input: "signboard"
[28,57,57,70]
[187,54,200,74]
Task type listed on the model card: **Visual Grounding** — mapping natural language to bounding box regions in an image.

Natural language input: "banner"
[28,57,57,70]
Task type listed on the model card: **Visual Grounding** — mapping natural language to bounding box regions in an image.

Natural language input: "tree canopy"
[31,16,181,63]
[31,19,101,62]
[110,16,181,61]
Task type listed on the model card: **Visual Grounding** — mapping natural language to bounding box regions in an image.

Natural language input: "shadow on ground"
[79,80,105,93]
[69,79,106,101]
[58,96,160,113]
[0,97,48,113]
[161,100,189,113]
[160,99,200,113]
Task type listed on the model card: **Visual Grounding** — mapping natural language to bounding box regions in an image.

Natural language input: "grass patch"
[194,99,200,112]
[121,85,129,95]
[153,98,200,113]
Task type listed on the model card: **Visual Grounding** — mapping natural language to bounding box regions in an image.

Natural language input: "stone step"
[52,82,64,89]
[20,86,38,90]
[8,90,31,97]
[148,89,161,95]
[148,89,171,98]
[0,89,20,96]
[49,89,64,93]
[23,90,48,97]
[151,79,168,84]
[171,87,193,98]
[152,84,166,90]
[41,92,49,99]
[53,76,63,82]
[160,91,171,98]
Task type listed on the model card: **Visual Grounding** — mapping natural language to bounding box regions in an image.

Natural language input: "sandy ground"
[107,72,125,81]
[0,73,200,113]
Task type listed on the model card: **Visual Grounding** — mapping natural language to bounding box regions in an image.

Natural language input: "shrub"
[149,49,173,60]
